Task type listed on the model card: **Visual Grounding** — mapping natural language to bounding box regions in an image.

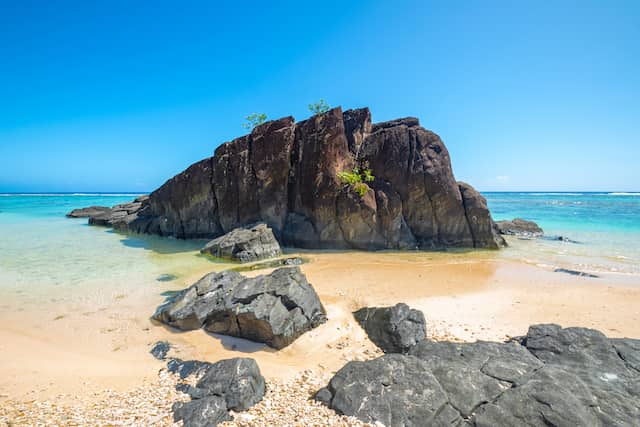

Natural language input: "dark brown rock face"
[94,107,504,249]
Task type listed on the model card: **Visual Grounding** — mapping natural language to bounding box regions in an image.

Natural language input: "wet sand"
[1,249,639,405]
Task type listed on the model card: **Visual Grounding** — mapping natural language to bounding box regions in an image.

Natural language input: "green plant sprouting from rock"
[337,166,375,198]
[243,113,268,130]
[308,99,330,114]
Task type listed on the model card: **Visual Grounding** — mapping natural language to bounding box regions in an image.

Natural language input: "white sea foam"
[523,193,585,196]
[608,192,640,196]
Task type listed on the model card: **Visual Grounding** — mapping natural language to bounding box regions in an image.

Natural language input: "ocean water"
[485,192,640,275]
[0,192,639,297]
[0,194,219,302]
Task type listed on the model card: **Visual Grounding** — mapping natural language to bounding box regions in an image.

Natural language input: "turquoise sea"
[486,192,640,275]
[0,192,639,296]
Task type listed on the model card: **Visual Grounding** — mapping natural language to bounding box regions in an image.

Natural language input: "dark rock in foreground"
[172,357,265,427]
[317,324,640,426]
[66,206,112,218]
[354,303,426,353]
[554,268,599,278]
[153,267,326,349]
[72,107,504,250]
[200,223,282,263]
[496,218,543,237]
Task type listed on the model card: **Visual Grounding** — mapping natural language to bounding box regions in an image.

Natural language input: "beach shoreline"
[1,250,639,407]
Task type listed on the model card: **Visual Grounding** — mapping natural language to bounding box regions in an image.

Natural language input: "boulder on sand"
[317,323,640,427]
[200,223,282,263]
[153,267,326,349]
[172,357,265,427]
[353,303,426,353]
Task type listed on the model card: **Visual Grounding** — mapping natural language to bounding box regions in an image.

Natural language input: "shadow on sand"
[107,229,208,254]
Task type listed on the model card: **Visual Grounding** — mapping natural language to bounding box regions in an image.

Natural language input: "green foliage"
[353,182,369,197]
[337,167,375,198]
[337,169,362,186]
[243,113,268,130]
[308,98,330,114]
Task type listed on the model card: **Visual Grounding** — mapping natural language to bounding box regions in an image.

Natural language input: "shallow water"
[485,192,640,275]
[1,192,638,299]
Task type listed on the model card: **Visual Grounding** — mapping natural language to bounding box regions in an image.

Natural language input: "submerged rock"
[318,324,640,426]
[353,303,426,353]
[72,107,504,250]
[554,268,599,278]
[495,218,544,237]
[156,273,178,282]
[171,357,265,427]
[153,267,326,349]
[200,223,282,263]
[544,235,581,244]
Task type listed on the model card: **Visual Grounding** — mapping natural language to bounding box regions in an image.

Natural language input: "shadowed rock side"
[316,324,640,427]
[83,107,505,249]
[153,267,327,349]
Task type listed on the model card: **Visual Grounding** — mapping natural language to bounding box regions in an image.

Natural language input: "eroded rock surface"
[73,107,504,250]
[153,267,326,349]
[200,223,282,263]
[317,324,640,427]
[354,303,426,353]
[171,357,265,427]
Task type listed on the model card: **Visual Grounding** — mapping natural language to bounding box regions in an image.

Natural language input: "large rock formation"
[316,324,640,427]
[76,107,505,250]
[153,267,327,349]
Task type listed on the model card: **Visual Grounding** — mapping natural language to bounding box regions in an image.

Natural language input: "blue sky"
[1,0,638,192]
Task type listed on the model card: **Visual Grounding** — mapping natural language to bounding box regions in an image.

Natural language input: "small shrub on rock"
[337,167,375,198]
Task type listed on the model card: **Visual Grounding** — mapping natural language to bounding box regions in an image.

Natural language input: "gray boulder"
[318,324,640,427]
[200,223,282,263]
[353,303,426,353]
[153,267,327,349]
[495,218,544,237]
[172,357,265,427]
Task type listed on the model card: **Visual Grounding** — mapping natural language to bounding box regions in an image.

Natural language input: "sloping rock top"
[200,223,282,263]
[153,267,326,349]
[75,107,504,250]
[317,324,640,426]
